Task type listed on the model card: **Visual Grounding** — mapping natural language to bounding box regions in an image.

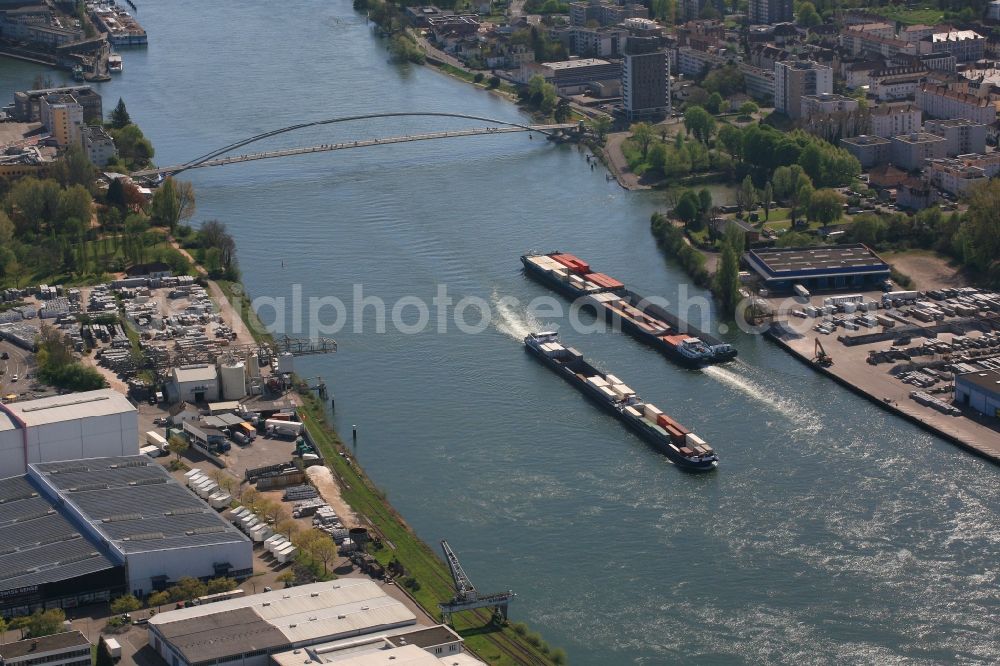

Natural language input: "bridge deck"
[133,124,575,177]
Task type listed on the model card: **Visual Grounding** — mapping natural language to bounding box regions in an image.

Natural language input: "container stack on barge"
[521,253,736,367]
[525,332,719,471]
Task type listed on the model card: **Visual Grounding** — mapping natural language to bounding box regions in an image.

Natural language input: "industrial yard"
[768,286,1000,462]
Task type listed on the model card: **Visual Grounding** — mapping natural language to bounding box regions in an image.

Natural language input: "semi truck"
[265,419,303,438]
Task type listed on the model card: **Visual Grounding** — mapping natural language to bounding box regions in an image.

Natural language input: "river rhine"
[3,1,998,662]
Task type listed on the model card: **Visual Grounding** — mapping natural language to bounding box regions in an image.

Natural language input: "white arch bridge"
[131,112,582,178]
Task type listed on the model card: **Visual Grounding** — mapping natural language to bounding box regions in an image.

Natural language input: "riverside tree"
[110,98,131,129]
[807,188,845,228]
[762,182,774,221]
[713,225,744,316]
[630,122,654,158]
[683,105,715,143]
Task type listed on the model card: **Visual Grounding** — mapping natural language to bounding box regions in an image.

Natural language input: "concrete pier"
[769,326,1000,464]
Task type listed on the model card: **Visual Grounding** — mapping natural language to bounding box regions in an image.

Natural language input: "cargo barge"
[525,331,719,471]
[521,252,736,368]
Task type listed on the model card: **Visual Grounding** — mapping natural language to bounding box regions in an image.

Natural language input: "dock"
[768,324,1000,465]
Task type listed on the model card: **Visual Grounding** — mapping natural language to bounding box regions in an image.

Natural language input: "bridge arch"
[168,112,562,176]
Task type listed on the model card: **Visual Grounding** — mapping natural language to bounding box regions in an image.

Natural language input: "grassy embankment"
[213,278,561,665]
[872,7,945,25]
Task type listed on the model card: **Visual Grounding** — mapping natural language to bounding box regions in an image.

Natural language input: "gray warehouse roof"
[150,580,416,664]
[29,457,249,555]
[155,607,290,663]
[747,244,889,276]
[172,364,218,384]
[956,369,1000,396]
[0,389,135,429]
[0,476,118,592]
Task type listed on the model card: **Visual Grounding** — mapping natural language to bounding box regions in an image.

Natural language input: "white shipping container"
[266,537,289,554]
[250,525,273,542]
[587,376,608,387]
[184,468,202,479]
[598,386,617,400]
[611,384,635,397]
[686,433,707,447]
[526,256,550,269]
[643,404,663,418]
[209,492,232,509]
[145,431,168,450]
[196,481,217,499]
[624,406,642,418]
[605,374,623,385]
[140,445,163,458]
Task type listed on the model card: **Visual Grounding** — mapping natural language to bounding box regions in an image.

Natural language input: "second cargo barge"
[525,332,719,471]
[521,252,737,367]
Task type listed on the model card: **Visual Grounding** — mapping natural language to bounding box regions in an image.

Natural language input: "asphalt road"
[0,341,39,401]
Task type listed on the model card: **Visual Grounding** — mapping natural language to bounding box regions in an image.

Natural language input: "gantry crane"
[439,540,514,625]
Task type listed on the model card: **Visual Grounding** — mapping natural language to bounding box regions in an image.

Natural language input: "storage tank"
[277,352,295,375]
[246,352,261,379]
[220,358,247,401]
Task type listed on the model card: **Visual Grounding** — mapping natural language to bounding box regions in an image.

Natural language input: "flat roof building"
[622,36,670,121]
[0,631,92,666]
[0,389,139,479]
[148,579,420,666]
[955,370,1000,418]
[271,625,476,666]
[890,131,947,171]
[169,364,220,404]
[841,134,891,169]
[923,118,987,157]
[0,475,126,617]
[29,455,252,597]
[744,244,891,292]
[775,60,833,119]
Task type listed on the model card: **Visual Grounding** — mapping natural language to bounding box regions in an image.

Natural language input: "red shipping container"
[550,253,589,273]
[550,254,577,269]
[656,414,678,429]
[664,426,686,445]
[585,273,624,290]
[679,447,695,456]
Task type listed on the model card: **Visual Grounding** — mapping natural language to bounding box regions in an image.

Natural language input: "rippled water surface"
[2,2,997,662]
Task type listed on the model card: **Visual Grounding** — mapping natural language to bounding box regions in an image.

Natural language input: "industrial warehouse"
[744,244,892,293]
[0,455,252,614]
[148,579,476,666]
[0,389,139,478]
[954,369,1000,417]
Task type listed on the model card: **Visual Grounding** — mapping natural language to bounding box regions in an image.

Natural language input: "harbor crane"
[439,540,514,625]
[813,339,833,367]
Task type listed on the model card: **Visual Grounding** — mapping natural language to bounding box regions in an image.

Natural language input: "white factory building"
[0,389,139,478]
[29,455,253,597]
[168,358,252,404]
[168,364,220,403]
[148,579,477,666]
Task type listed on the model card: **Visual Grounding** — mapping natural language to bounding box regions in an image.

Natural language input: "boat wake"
[702,363,823,434]
[492,289,544,341]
